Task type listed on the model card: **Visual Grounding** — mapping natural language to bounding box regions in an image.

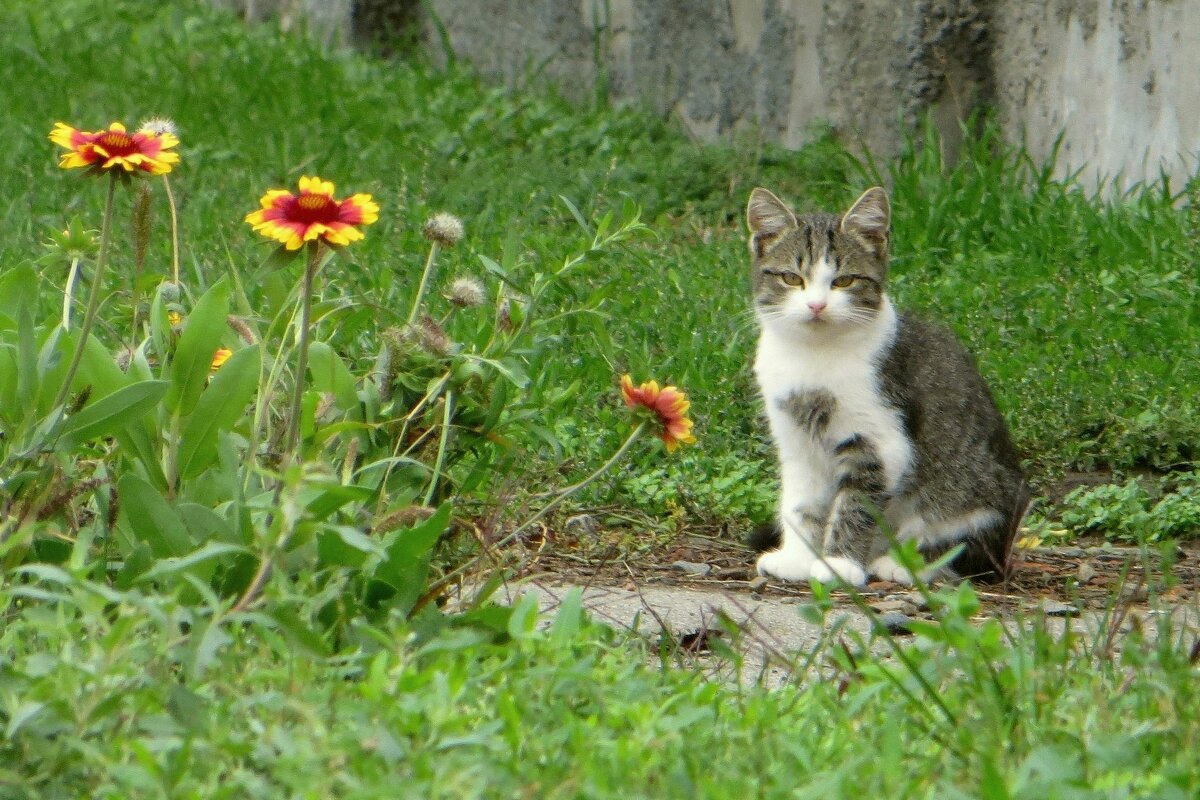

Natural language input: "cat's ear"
[841,187,890,256]
[747,188,797,258]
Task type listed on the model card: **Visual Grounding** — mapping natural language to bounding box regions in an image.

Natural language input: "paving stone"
[671,560,712,577]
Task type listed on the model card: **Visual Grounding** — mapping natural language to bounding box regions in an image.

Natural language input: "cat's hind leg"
[869,504,1019,584]
[814,435,890,587]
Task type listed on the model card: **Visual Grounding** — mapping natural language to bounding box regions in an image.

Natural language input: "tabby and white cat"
[746,187,1026,586]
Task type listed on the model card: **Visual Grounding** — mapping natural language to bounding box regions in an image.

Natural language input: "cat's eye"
[781,272,804,288]
[831,275,857,288]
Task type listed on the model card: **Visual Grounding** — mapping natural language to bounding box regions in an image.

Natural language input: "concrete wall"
[993,1,1200,190]
[216,0,1200,191]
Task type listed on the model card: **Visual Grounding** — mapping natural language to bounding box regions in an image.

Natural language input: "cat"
[746,186,1027,586]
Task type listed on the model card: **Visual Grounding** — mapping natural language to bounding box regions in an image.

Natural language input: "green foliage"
[2,566,1199,798]
[1,3,1199,795]
[1060,472,1200,543]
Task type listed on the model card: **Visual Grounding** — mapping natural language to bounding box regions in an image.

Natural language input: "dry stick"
[232,242,322,613]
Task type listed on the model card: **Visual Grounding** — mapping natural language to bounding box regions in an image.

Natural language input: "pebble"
[1077,561,1097,584]
[877,611,914,636]
[564,514,599,535]
[899,591,930,611]
[870,599,918,615]
[748,575,769,593]
[1120,585,1149,602]
[1040,600,1081,617]
[671,560,712,577]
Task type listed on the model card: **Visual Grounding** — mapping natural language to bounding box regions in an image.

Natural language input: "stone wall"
[993,0,1200,190]
[214,0,1200,191]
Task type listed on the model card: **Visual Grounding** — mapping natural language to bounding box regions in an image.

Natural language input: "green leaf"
[165,278,230,416]
[307,341,358,410]
[149,283,173,365]
[317,528,369,568]
[15,303,37,414]
[373,503,451,615]
[979,756,1012,800]
[548,588,583,644]
[136,541,248,582]
[0,263,37,323]
[75,332,129,399]
[117,474,192,558]
[558,194,592,234]
[506,591,540,640]
[167,685,210,734]
[176,345,261,479]
[57,380,168,450]
[267,607,330,657]
[306,484,375,521]
[0,343,18,414]
[113,423,168,492]
[178,502,241,545]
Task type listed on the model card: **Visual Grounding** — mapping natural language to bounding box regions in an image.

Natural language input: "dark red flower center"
[96,131,136,155]
[290,193,339,224]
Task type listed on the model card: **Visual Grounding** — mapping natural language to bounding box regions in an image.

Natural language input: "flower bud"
[422,212,464,247]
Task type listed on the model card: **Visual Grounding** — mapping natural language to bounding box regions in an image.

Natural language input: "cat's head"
[746,187,890,336]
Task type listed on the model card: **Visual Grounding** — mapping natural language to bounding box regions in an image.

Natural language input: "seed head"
[448,276,486,308]
[413,314,452,356]
[422,213,464,247]
[137,116,178,137]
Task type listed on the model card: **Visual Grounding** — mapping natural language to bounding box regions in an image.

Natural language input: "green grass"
[2,1,1200,796]
[3,572,1199,799]
[5,0,1199,530]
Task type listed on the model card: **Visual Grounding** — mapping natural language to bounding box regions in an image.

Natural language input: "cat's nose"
[807,300,827,315]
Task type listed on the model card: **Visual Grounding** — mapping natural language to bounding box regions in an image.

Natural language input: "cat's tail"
[942,482,1031,582]
[747,521,782,553]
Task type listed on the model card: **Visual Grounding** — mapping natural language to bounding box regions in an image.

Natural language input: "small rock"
[1040,600,1080,617]
[899,591,930,612]
[877,611,914,636]
[564,514,599,535]
[870,599,918,615]
[1119,584,1149,603]
[671,560,712,577]
[1077,561,1098,584]
[748,575,769,593]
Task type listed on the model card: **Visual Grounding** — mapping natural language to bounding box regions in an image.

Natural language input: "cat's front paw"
[809,556,867,587]
[868,555,914,585]
[756,549,815,582]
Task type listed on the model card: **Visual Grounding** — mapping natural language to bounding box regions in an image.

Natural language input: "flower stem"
[61,257,81,331]
[52,172,117,411]
[284,241,322,456]
[422,390,454,506]
[162,174,181,287]
[407,421,648,618]
[406,241,440,326]
[501,421,646,546]
[233,242,322,613]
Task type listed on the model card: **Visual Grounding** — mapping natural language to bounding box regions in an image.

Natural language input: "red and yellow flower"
[210,347,233,372]
[245,176,379,251]
[620,375,696,451]
[49,122,179,175]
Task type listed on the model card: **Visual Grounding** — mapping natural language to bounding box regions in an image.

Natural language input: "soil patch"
[517,532,1200,615]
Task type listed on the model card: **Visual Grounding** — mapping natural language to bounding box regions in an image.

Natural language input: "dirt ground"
[513,527,1200,619]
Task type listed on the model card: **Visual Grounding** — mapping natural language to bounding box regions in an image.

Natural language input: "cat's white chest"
[755,305,912,489]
